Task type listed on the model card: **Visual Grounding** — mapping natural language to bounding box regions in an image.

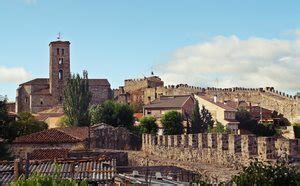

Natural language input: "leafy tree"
[161,111,183,135]
[191,100,202,133]
[139,116,158,134]
[63,71,92,127]
[0,96,8,124]
[232,160,300,185]
[89,100,135,130]
[271,110,290,126]
[236,109,252,123]
[115,103,134,129]
[200,106,214,132]
[130,101,144,113]
[1,112,48,142]
[210,121,231,133]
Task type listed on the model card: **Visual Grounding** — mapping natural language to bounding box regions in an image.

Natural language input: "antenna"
[57,32,62,40]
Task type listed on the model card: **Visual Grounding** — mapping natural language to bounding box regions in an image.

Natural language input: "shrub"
[161,111,183,135]
[139,116,158,135]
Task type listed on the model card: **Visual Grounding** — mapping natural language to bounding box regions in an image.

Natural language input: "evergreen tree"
[63,71,92,126]
[200,106,214,132]
[161,111,183,135]
[140,116,158,135]
[191,100,202,133]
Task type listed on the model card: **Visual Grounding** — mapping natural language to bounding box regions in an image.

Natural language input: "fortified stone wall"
[143,85,300,123]
[142,134,299,168]
[124,76,164,93]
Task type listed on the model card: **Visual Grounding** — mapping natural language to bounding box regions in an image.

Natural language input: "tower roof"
[49,40,70,46]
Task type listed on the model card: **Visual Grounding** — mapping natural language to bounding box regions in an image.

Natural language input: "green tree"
[115,103,134,129]
[232,160,300,185]
[130,101,144,113]
[191,100,202,133]
[89,101,135,129]
[161,111,183,135]
[210,121,231,133]
[0,142,12,160]
[139,116,158,135]
[236,109,252,123]
[0,96,8,124]
[63,70,92,126]
[200,106,214,132]
[3,112,48,142]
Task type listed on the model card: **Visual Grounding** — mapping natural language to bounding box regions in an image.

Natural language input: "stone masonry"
[142,133,299,168]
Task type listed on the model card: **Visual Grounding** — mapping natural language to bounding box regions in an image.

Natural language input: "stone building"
[16,39,111,113]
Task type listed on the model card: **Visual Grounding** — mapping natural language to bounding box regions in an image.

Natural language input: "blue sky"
[1,0,300,101]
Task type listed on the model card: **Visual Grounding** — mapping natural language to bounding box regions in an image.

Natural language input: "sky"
[1,0,300,101]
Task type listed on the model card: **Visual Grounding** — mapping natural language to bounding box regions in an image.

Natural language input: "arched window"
[59,58,63,65]
[59,70,63,80]
[57,48,60,55]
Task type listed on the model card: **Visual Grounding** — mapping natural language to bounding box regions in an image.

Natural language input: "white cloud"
[0,66,32,83]
[156,34,300,93]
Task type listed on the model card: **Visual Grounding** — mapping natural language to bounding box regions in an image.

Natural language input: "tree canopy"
[191,100,201,133]
[161,111,183,135]
[63,71,92,127]
[89,100,134,130]
[139,116,158,135]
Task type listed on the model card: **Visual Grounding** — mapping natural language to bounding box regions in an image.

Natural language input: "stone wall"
[142,133,299,167]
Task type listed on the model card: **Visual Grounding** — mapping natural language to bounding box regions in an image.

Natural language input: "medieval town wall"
[142,134,299,168]
[124,76,163,93]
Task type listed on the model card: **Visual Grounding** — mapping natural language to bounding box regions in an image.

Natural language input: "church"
[16,39,112,113]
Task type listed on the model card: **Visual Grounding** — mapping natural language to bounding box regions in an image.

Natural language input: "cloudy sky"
[0,0,300,100]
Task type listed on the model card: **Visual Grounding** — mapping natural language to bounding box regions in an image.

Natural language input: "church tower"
[49,39,71,104]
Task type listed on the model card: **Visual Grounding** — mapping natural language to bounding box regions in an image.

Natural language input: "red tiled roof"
[198,96,237,112]
[144,95,192,109]
[13,127,89,144]
[134,113,143,120]
[28,149,69,160]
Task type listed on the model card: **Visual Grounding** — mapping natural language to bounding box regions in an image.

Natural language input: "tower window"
[25,97,28,103]
[59,70,63,80]
[59,96,63,103]
[59,58,63,65]
[62,49,64,55]
[57,48,60,55]
[40,98,43,105]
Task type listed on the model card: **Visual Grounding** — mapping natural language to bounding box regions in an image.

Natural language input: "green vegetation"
[232,160,300,185]
[294,123,300,138]
[1,112,48,143]
[89,100,134,130]
[63,70,92,127]
[191,100,201,133]
[161,111,183,135]
[210,121,231,134]
[191,104,214,134]
[10,174,88,186]
[236,109,277,136]
[139,116,158,135]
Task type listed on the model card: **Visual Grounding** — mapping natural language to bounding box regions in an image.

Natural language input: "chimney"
[213,95,217,103]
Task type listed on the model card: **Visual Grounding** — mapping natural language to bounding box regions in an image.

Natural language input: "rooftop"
[197,96,237,112]
[144,95,192,109]
[13,127,89,144]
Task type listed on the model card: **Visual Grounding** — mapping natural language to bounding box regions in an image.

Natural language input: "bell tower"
[49,38,71,104]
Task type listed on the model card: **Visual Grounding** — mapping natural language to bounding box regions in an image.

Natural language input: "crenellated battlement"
[142,133,299,167]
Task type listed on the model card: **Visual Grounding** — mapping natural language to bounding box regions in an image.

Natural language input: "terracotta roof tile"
[28,149,69,160]
[144,95,192,109]
[13,127,89,144]
[20,78,49,86]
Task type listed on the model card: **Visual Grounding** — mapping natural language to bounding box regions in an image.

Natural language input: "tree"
[271,110,290,127]
[139,116,158,135]
[210,121,231,134]
[200,106,214,132]
[236,109,252,123]
[89,100,135,130]
[161,111,183,135]
[130,101,144,113]
[63,71,92,126]
[3,112,48,142]
[232,160,300,185]
[0,142,12,160]
[0,96,8,124]
[115,103,134,129]
[191,100,202,133]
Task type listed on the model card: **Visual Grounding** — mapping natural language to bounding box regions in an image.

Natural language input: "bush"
[11,174,88,186]
[139,116,157,135]
[294,124,300,139]
[232,160,300,185]
[161,111,183,135]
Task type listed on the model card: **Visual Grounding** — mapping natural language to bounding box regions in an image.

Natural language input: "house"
[194,95,239,133]
[143,95,195,134]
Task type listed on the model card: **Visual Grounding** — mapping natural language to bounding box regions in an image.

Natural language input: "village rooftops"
[13,127,89,144]
[144,95,193,109]
[198,96,237,112]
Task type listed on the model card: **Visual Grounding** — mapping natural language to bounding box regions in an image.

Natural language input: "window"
[59,58,63,65]
[57,48,59,55]
[40,98,43,105]
[59,96,63,103]
[25,97,28,103]
[58,70,63,80]
[62,49,64,55]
